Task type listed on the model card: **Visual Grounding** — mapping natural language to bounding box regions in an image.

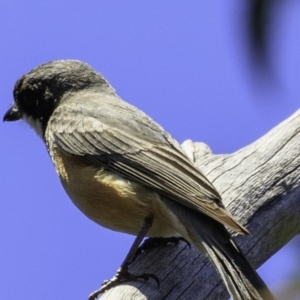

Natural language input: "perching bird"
[3,60,275,300]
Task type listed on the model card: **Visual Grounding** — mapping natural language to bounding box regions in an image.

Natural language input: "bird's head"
[3,60,111,138]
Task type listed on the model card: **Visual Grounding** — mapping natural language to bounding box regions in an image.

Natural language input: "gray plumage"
[4,60,275,300]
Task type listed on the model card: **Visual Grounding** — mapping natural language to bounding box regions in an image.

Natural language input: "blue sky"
[1,1,299,299]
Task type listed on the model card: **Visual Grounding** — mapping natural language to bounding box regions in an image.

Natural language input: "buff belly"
[49,146,182,237]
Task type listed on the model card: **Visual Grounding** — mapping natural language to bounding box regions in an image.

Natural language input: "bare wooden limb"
[100,110,300,300]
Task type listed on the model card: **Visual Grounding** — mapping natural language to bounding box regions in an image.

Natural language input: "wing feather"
[47,94,247,234]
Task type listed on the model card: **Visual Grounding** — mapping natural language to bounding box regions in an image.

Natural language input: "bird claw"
[135,237,191,259]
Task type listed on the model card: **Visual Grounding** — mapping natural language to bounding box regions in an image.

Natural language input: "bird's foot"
[135,237,191,259]
[88,267,159,300]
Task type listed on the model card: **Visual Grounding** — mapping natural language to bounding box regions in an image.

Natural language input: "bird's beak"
[3,104,21,122]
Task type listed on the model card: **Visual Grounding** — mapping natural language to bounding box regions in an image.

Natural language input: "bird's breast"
[48,145,180,237]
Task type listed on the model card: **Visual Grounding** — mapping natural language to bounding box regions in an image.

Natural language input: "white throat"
[23,114,44,140]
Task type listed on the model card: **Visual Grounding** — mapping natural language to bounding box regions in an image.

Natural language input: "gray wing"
[47,91,245,232]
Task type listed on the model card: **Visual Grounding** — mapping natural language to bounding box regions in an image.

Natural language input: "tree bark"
[100,110,300,300]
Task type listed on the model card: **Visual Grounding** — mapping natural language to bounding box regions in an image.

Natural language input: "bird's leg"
[88,215,159,300]
[134,237,191,260]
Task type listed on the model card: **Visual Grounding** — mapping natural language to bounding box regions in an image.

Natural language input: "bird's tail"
[184,212,275,300]
[162,198,275,300]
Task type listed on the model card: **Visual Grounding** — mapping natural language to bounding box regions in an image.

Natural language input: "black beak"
[3,105,21,122]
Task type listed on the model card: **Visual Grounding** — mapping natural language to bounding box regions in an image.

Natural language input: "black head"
[3,60,111,137]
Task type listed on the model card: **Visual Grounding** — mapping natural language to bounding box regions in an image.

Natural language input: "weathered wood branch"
[100,110,300,300]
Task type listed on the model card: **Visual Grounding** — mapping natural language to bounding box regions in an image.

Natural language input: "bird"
[3,60,275,300]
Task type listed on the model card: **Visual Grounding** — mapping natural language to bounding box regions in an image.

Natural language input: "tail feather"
[201,238,249,300]
[162,197,275,300]
[200,235,263,300]
[187,216,275,300]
